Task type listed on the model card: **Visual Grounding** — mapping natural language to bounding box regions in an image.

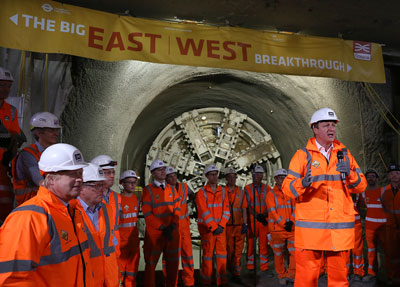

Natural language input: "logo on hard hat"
[74,153,82,162]
[328,112,334,116]
[99,169,104,176]
[41,3,53,12]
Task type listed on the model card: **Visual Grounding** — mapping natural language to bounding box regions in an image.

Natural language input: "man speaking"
[282,107,366,287]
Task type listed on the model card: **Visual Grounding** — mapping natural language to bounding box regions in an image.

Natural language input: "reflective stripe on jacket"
[362,187,386,229]
[381,184,400,228]
[267,185,295,231]
[244,183,270,216]
[178,182,190,224]
[142,183,180,231]
[195,183,230,234]
[282,137,367,251]
[11,143,42,206]
[0,186,94,287]
[75,200,119,287]
[226,186,247,225]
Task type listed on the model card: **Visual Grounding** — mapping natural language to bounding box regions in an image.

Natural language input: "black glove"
[212,225,224,235]
[301,169,312,188]
[241,224,248,234]
[284,220,294,232]
[256,214,268,226]
[336,161,350,176]
[162,224,174,241]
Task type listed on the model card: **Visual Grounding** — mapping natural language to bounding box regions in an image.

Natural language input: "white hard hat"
[309,108,339,127]
[120,170,140,180]
[83,163,106,182]
[224,167,236,175]
[91,155,117,170]
[30,112,62,130]
[204,164,219,175]
[0,67,14,82]
[166,166,177,176]
[150,159,166,172]
[274,168,288,177]
[254,165,264,173]
[39,143,88,172]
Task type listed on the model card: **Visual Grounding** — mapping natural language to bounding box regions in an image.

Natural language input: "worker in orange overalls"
[75,163,119,287]
[163,166,195,287]
[380,163,400,285]
[196,164,230,286]
[12,112,62,207]
[282,108,367,287]
[349,193,364,281]
[224,167,247,283]
[142,160,181,287]
[91,155,121,255]
[0,67,25,222]
[244,165,273,277]
[0,143,94,286]
[267,168,296,286]
[360,168,386,283]
[118,170,140,287]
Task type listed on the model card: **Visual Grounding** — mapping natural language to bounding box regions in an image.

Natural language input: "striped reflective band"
[355,215,360,220]
[295,220,354,229]
[201,210,211,218]
[347,172,362,189]
[121,212,137,219]
[289,180,299,198]
[119,222,137,228]
[181,255,193,261]
[367,204,383,208]
[365,217,386,223]
[276,217,283,224]
[288,169,301,178]
[179,212,189,220]
[216,254,227,259]
[232,208,242,212]
[0,259,38,273]
[272,243,285,248]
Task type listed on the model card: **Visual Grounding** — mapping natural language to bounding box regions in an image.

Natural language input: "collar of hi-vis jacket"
[306,137,346,153]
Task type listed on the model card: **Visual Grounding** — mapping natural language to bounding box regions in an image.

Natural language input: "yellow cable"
[361,83,400,136]
[366,82,400,127]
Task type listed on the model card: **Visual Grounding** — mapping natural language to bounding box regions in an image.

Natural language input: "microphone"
[337,151,346,181]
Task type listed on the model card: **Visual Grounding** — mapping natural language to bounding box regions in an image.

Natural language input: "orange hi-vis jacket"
[381,184,400,229]
[282,138,367,251]
[11,143,42,206]
[267,185,296,232]
[119,193,139,249]
[0,186,94,287]
[142,183,181,232]
[74,199,119,287]
[178,182,191,229]
[362,187,386,230]
[196,184,230,234]
[103,189,121,255]
[226,185,247,226]
[244,183,270,218]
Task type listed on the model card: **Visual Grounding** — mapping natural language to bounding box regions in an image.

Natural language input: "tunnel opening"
[121,73,310,184]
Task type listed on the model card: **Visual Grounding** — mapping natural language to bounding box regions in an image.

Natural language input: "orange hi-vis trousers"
[295,249,350,287]
[247,220,269,271]
[270,231,295,279]
[351,219,364,276]
[365,225,385,276]
[226,225,245,276]
[144,228,181,287]
[200,231,227,286]
[162,222,195,286]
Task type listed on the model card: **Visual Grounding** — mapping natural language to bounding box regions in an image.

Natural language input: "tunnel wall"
[61,57,392,184]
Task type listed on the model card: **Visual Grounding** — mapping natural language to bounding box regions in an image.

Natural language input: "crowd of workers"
[0,66,399,287]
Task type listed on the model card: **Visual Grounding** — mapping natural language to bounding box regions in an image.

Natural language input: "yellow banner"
[0,0,386,83]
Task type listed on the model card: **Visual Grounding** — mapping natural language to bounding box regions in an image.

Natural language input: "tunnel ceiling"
[58,0,400,55]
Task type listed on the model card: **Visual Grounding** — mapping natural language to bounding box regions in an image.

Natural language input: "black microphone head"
[337,150,344,159]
